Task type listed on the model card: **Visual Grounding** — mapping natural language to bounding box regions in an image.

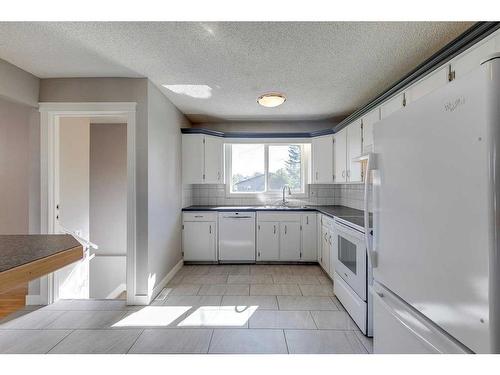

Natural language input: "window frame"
[225,142,309,198]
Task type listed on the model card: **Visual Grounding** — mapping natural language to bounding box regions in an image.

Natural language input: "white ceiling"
[0,22,473,123]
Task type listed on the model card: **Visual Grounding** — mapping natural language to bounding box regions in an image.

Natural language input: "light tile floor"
[0,264,373,354]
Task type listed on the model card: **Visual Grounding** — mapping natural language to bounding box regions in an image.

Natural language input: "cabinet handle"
[315,172,319,181]
[306,216,309,225]
[285,225,287,234]
[328,234,332,245]
[209,225,212,234]
[217,171,220,181]
[273,225,276,234]
[347,170,350,178]
[342,170,345,178]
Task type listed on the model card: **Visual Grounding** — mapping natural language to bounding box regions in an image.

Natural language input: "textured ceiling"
[0,22,473,122]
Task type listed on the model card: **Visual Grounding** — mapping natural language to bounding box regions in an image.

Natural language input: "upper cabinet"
[407,66,448,105]
[182,134,224,184]
[334,122,362,183]
[311,135,334,184]
[380,92,405,120]
[451,37,496,78]
[347,121,362,182]
[361,109,380,154]
[334,128,347,183]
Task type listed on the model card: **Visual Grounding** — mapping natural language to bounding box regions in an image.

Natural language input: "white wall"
[89,123,127,299]
[147,81,190,294]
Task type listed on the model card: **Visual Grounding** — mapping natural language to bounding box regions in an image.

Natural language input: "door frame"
[38,102,137,305]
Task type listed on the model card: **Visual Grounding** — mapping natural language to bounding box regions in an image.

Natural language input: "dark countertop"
[182,205,372,230]
[0,234,81,273]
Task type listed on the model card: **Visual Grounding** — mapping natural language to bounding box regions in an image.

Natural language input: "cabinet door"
[182,221,216,261]
[380,93,405,120]
[204,136,224,184]
[301,213,317,261]
[182,134,204,184]
[451,37,495,79]
[334,129,347,183]
[407,66,448,105]
[328,229,336,279]
[280,222,301,261]
[311,135,334,184]
[347,121,362,182]
[320,225,330,273]
[362,109,380,154]
[257,222,280,261]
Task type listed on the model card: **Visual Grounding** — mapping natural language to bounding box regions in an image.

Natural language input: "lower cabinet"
[280,222,301,261]
[257,221,280,261]
[257,212,317,262]
[182,212,217,261]
[301,213,318,261]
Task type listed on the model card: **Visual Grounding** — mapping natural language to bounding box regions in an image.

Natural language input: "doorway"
[55,117,128,300]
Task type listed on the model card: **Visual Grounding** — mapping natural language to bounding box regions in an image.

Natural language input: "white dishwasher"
[218,212,256,262]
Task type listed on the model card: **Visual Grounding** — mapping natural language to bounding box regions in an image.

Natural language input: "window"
[228,143,306,196]
[230,144,265,193]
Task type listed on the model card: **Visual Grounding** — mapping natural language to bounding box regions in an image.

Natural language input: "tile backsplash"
[183,183,372,211]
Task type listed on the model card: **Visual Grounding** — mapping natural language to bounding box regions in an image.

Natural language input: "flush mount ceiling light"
[257,93,286,108]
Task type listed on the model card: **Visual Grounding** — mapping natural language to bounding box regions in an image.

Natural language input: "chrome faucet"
[282,185,292,206]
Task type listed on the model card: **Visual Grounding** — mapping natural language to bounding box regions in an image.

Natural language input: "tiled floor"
[0,264,373,354]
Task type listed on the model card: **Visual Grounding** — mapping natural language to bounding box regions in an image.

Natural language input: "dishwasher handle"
[222,216,254,219]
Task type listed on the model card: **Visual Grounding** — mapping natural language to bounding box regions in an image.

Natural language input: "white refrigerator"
[370,54,500,353]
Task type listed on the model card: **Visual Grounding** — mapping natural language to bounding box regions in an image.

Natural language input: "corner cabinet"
[182,212,217,262]
[319,214,335,278]
[182,134,224,184]
[310,135,334,184]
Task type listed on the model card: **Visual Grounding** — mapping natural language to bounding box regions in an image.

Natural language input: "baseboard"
[129,258,184,306]
[25,294,44,306]
[150,259,184,301]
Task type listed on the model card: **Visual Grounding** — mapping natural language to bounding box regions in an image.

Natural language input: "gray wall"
[90,123,127,255]
[0,97,39,234]
[40,78,191,300]
[0,58,39,107]
[40,77,150,295]
[147,81,190,290]
[90,123,127,298]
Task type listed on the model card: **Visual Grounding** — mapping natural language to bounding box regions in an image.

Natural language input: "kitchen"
[0,9,499,371]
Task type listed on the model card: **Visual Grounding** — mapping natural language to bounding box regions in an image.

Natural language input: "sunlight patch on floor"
[112,306,190,327]
[177,305,258,327]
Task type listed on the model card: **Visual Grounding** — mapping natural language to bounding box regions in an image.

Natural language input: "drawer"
[257,212,302,222]
[183,212,218,222]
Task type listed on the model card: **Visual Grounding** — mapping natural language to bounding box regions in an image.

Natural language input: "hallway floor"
[0,264,373,354]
